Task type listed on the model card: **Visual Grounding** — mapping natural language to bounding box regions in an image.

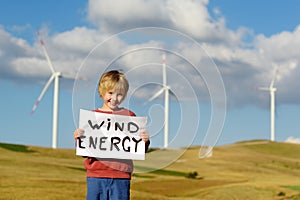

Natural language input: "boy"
[74,70,150,200]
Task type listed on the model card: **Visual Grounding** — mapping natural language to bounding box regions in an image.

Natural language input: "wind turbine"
[148,51,170,148]
[257,68,279,142]
[31,31,69,149]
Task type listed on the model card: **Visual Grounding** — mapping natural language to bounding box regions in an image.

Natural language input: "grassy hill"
[0,140,300,200]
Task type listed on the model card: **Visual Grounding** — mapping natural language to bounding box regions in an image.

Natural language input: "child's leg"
[86,177,109,200]
[109,178,130,200]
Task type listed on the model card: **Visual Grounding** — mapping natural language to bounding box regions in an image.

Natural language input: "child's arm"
[74,129,84,139]
[140,131,150,152]
[74,129,85,146]
[74,129,88,158]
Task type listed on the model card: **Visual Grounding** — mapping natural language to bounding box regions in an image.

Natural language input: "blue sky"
[1,0,300,149]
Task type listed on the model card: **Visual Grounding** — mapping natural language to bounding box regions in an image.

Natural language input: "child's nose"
[111,93,117,100]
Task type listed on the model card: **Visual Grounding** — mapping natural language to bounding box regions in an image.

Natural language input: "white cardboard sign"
[76,109,147,160]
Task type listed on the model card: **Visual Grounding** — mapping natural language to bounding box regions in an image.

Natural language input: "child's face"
[102,89,125,111]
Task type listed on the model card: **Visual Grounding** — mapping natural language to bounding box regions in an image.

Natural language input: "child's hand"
[74,129,84,139]
[140,131,150,142]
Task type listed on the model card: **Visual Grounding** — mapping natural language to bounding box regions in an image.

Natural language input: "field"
[0,140,300,200]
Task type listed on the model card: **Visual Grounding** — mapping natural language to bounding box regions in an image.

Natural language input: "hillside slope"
[0,140,300,200]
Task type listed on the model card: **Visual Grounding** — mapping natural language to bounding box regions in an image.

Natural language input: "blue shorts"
[86,177,130,200]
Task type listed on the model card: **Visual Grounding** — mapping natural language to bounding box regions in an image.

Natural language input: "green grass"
[1,140,300,200]
[285,186,300,191]
[0,143,36,153]
[134,165,192,177]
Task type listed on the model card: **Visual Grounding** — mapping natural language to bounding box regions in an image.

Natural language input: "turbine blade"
[257,86,270,91]
[61,73,88,81]
[162,51,167,86]
[76,76,88,81]
[169,87,176,98]
[148,87,165,102]
[37,31,56,74]
[31,74,56,115]
[270,67,279,88]
[61,74,76,79]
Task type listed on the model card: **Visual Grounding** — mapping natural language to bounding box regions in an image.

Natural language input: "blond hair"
[98,70,129,98]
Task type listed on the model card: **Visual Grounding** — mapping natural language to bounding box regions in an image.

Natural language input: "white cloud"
[87,0,245,45]
[87,0,166,32]
[285,136,300,144]
[1,0,300,107]
[255,26,300,61]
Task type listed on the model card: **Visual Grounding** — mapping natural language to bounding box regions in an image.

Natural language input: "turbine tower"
[31,31,71,149]
[148,51,170,148]
[258,68,279,142]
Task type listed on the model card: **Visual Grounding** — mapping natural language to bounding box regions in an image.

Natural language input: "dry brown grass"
[1,141,300,200]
